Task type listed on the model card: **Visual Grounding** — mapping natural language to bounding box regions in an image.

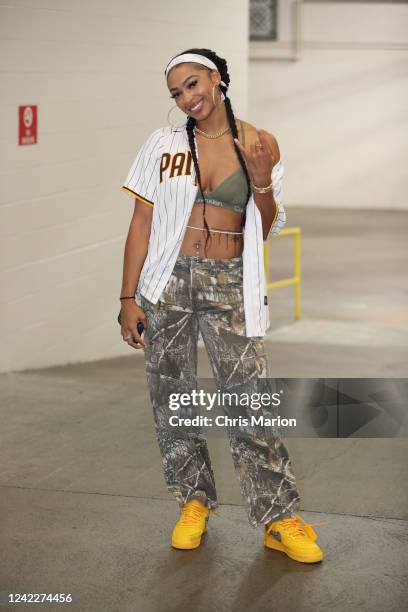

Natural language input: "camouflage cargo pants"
[140,252,301,528]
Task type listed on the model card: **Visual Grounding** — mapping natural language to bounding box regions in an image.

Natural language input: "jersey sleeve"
[121,128,162,207]
[268,159,286,237]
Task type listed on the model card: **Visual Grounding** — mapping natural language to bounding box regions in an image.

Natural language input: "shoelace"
[266,515,328,539]
[179,502,208,526]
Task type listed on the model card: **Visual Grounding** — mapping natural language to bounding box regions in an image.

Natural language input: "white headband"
[164,53,227,100]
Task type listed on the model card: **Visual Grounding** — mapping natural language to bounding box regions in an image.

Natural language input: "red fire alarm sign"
[19,105,37,145]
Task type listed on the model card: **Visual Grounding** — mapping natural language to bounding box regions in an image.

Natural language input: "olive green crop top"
[194,120,248,214]
[194,166,248,214]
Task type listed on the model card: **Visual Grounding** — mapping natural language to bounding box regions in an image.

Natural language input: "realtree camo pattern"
[140,253,301,527]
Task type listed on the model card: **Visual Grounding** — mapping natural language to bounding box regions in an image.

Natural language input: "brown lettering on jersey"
[159,151,195,183]
[160,153,171,183]
[186,151,198,186]
[185,151,192,176]
[169,152,186,178]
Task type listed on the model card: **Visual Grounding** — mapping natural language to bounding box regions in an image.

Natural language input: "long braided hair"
[178,48,252,257]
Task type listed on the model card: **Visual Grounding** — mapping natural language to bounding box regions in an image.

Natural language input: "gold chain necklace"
[194,125,231,139]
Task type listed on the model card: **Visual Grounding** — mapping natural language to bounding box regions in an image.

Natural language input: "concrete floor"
[1,208,407,611]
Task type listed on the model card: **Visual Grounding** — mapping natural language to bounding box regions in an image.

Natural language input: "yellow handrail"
[263,227,302,320]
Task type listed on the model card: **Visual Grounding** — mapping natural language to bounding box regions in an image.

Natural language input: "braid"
[186,115,212,257]
[224,96,251,232]
[179,47,251,256]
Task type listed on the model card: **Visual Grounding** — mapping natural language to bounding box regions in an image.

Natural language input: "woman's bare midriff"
[179,202,244,258]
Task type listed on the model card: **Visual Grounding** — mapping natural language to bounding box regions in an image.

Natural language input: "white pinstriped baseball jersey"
[121,121,286,337]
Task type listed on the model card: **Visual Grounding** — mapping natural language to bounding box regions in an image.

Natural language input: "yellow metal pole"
[263,227,302,320]
[294,229,301,319]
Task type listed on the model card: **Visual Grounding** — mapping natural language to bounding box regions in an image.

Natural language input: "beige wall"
[249,0,408,210]
[0,0,249,372]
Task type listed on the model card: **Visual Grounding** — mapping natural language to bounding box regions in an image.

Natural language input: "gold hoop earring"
[167,104,181,128]
[212,85,225,108]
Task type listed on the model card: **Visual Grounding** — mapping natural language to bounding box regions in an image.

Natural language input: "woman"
[119,48,324,563]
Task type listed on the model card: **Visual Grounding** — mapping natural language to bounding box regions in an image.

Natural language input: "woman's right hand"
[120,301,148,349]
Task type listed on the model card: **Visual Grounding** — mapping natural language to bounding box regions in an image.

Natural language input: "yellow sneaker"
[171,499,210,550]
[264,514,325,563]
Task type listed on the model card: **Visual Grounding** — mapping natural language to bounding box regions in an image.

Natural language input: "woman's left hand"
[234,129,275,186]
